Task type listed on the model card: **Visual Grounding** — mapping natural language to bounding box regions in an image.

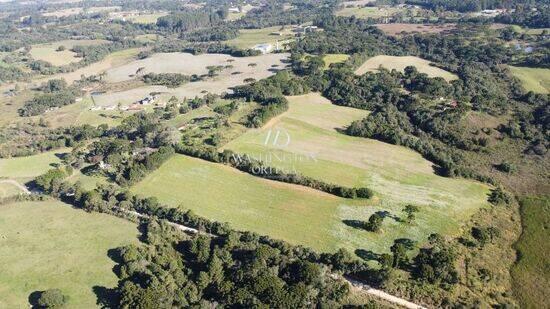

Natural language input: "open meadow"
[508,66,549,94]
[29,40,110,66]
[336,6,401,19]
[132,94,490,256]
[511,196,550,308]
[323,54,350,69]
[0,149,68,181]
[223,26,295,50]
[355,55,458,81]
[0,200,139,308]
[94,52,288,106]
[375,23,456,36]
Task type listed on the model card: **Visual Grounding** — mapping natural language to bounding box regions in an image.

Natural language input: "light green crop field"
[508,66,550,94]
[355,55,458,81]
[125,13,167,24]
[323,54,350,69]
[0,149,68,180]
[511,196,550,308]
[29,40,109,66]
[224,26,295,49]
[133,95,489,255]
[0,200,139,308]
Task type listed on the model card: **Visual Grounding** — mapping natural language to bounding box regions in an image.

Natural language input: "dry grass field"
[0,200,139,308]
[42,7,83,17]
[29,40,109,66]
[375,23,456,36]
[94,52,288,106]
[355,55,458,81]
[336,6,401,19]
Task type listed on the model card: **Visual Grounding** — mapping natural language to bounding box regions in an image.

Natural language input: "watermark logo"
[263,128,290,148]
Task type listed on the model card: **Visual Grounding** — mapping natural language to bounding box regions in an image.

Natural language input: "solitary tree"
[365,213,384,232]
[36,289,67,308]
[403,205,419,223]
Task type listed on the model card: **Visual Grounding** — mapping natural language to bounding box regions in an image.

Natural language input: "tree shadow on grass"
[93,286,119,309]
[355,249,383,263]
[28,290,42,308]
[342,219,364,230]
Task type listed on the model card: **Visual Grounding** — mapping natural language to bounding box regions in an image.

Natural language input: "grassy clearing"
[223,26,295,49]
[125,13,167,24]
[508,66,549,94]
[134,94,489,255]
[0,149,68,180]
[336,6,401,18]
[375,23,456,36]
[511,196,550,308]
[0,200,139,308]
[323,54,350,69]
[0,182,24,198]
[355,55,458,81]
[29,40,109,66]
[97,53,288,106]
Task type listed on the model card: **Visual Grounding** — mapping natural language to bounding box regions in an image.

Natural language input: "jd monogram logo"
[263,129,290,147]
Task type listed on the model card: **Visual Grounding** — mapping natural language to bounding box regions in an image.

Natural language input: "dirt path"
[118,206,427,308]
[0,179,30,194]
[346,277,428,309]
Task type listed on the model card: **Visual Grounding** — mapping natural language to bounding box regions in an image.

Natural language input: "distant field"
[96,52,288,106]
[375,23,456,36]
[29,40,109,66]
[336,6,401,18]
[511,196,550,308]
[323,54,350,69]
[224,26,295,50]
[0,201,139,308]
[0,149,68,180]
[134,93,489,255]
[123,12,167,24]
[508,66,549,94]
[355,55,458,81]
[42,7,83,17]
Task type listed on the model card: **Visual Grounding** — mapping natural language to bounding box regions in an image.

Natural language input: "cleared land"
[511,196,550,308]
[336,6,401,18]
[133,93,489,255]
[0,149,68,180]
[42,7,83,17]
[29,40,109,66]
[355,55,458,81]
[224,26,295,50]
[323,54,350,69]
[95,52,288,106]
[508,66,549,94]
[375,23,456,36]
[0,181,24,198]
[0,201,139,308]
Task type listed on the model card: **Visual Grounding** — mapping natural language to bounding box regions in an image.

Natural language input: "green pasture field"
[0,200,139,308]
[511,196,550,308]
[323,54,350,69]
[29,39,109,66]
[508,66,549,94]
[0,149,69,180]
[223,26,295,49]
[355,55,458,81]
[133,93,489,255]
